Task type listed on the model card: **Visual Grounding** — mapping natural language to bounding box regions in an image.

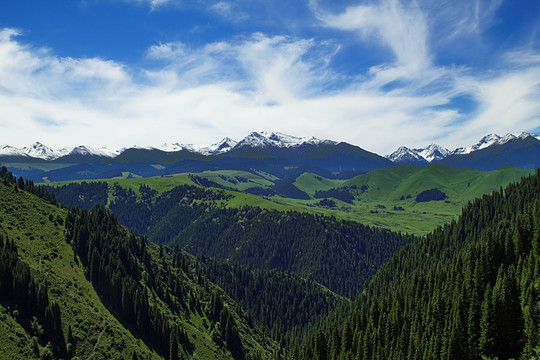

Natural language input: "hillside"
[44,165,533,236]
[0,179,161,359]
[294,170,540,360]
[0,171,281,359]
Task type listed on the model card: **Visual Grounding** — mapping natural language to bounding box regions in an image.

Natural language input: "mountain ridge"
[386,132,539,164]
[3,131,539,163]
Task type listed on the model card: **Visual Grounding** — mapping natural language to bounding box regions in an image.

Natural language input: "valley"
[1,132,539,360]
[46,164,534,235]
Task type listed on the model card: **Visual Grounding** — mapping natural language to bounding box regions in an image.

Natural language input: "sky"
[0,0,539,154]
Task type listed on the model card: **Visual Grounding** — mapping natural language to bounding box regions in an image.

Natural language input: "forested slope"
[47,181,414,297]
[294,170,540,360]
[0,172,161,359]
[0,168,280,359]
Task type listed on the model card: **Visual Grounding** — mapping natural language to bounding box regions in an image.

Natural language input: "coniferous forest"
[293,170,540,360]
[0,164,539,359]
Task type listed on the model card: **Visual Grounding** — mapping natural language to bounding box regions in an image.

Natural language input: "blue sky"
[1,0,539,154]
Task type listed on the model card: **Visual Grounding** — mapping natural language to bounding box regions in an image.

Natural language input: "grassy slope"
[48,165,534,235]
[287,165,535,234]
[0,183,162,359]
[0,183,279,359]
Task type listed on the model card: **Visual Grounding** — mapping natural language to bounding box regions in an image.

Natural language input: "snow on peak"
[453,134,501,155]
[22,142,60,160]
[417,144,451,162]
[0,145,27,157]
[388,132,539,163]
[69,145,118,158]
[203,137,238,154]
[386,146,424,162]
[234,131,330,149]
[386,144,449,163]
[0,143,117,160]
[452,132,535,155]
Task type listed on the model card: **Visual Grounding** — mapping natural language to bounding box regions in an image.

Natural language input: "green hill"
[288,165,535,234]
[0,173,280,359]
[0,180,162,359]
[45,165,534,236]
[295,170,540,360]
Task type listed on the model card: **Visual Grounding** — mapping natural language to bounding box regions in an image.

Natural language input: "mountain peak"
[388,132,539,164]
[234,131,331,150]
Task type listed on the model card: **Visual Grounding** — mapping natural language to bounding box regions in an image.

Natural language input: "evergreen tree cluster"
[64,180,414,297]
[44,181,108,210]
[189,174,231,190]
[64,205,273,359]
[110,183,232,236]
[150,205,415,297]
[0,235,66,358]
[272,177,310,199]
[294,170,540,360]
[314,187,356,204]
[196,256,348,347]
[1,166,57,205]
[415,187,447,202]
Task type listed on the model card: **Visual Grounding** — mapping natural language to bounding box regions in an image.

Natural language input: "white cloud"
[1,7,540,156]
[316,0,430,77]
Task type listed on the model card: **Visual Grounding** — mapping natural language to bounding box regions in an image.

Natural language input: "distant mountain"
[2,132,392,182]
[387,132,540,170]
[439,133,540,170]
[2,131,539,182]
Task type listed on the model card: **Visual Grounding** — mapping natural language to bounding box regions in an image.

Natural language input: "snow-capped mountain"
[418,144,451,163]
[452,133,532,155]
[153,132,333,155]
[0,145,27,158]
[386,146,427,164]
[23,142,69,160]
[68,145,119,158]
[201,137,239,155]
[0,142,117,160]
[387,132,538,164]
[386,143,451,164]
[234,131,333,150]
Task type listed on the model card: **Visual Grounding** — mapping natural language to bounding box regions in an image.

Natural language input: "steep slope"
[295,170,540,360]
[0,181,161,359]
[47,180,414,297]
[141,191,415,296]
[0,172,279,359]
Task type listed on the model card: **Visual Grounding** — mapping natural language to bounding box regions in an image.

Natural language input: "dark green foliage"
[296,170,540,360]
[415,187,447,202]
[315,198,336,208]
[149,204,414,297]
[110,183,232,236]
[44,181,108,210]
[273,176,310,199]
[0,166,58,205]
[64,205,273,359]
[80,181,415,297]
[196,256,347,346]
[189,174,231,190]
[0,235,66,357]
[65,205,184,358]
[314,187,356,203]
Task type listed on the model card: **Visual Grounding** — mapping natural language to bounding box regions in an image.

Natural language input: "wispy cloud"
[1,0,539,154]
[122,0,177,10]
[147,34,341,103]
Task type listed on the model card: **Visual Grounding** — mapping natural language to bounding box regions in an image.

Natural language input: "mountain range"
[386,132,540,165]
[1,131,539,182]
